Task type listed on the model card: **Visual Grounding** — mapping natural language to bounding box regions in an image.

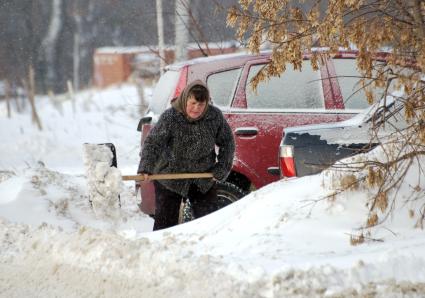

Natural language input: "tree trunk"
[24,66,43,130]
[73,1,83,92]
[5,80,11,118]
[137,78,149,116]
[73,16,81,92]
[175,0,190,62]
[40,0,63,91]
[156,0,165,74]
[67,80,76,114]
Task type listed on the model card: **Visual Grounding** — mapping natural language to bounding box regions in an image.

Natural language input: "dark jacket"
[138,84,235,197]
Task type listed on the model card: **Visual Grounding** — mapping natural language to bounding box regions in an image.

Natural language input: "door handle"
[267,167,280,176]
[235,127,258,136]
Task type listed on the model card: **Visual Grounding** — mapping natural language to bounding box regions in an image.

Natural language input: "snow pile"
[1,173,425,297]
[82,143,123,220]
[323,139,425,234]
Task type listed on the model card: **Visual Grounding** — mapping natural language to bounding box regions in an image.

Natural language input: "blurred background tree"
[0,0,238,94]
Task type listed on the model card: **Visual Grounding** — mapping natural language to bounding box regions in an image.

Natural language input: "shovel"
[122,173,213,181]
[83,143,215,182]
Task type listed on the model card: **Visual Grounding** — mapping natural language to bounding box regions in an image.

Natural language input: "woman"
[138,80,235,230]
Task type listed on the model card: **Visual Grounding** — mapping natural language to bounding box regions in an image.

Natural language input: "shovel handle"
[122,173,213,181]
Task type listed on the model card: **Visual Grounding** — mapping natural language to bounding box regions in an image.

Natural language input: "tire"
[215,181,247,209]
[180,181,247,223]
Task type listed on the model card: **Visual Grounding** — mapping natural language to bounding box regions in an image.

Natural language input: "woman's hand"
[138,172,150,181]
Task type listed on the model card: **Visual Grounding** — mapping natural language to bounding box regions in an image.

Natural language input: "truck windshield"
[149,70,180,115]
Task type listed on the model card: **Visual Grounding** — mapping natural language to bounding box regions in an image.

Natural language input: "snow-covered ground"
[0,84,424,297]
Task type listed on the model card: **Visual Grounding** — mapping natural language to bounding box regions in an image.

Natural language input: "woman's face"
[186,96,207,119]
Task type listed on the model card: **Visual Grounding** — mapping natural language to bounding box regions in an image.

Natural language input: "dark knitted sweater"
[138,105,235,197]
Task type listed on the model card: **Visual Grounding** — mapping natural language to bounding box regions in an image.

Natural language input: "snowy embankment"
[0,84,425,297]
[1,171,425,297]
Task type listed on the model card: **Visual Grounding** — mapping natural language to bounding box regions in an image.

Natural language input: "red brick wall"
[93,52,134,88]
[93,46,238,88]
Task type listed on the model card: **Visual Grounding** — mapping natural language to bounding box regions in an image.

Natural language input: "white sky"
[0,84,424,297]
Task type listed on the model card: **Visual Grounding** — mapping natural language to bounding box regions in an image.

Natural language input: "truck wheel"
[215,181,247,209]
[180,181,247,223]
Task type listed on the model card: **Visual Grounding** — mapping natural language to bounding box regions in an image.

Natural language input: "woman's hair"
[171,80,210,121]
[189,85,209,102]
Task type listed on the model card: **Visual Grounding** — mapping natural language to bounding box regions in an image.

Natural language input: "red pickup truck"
[136,50,370,216]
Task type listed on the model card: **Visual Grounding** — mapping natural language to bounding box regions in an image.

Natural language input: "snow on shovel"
[82,143,213,218]
[83,143,123,219]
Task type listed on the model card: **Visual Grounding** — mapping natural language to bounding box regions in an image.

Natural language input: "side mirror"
[137,116,152,131]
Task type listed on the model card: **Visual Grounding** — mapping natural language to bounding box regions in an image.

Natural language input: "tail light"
[279,145,297,177]
[172,65,188,99]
